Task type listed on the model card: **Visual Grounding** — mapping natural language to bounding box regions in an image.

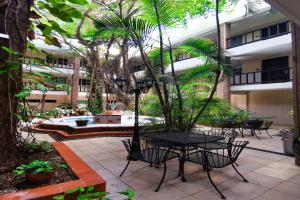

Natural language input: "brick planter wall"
[0,142,106,200]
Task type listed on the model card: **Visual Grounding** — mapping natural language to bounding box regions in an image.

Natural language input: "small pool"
[43,115,163,127]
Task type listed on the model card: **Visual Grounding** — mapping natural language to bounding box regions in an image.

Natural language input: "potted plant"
[14,160,67,184]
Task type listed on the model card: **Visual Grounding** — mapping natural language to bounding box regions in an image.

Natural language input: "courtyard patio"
[36,131,300,200]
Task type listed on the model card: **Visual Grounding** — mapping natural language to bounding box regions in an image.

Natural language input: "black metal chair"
[256,121,273,138]
[196,129,238,150]
[186,141,249,199]
[241,119,264,139]
[120,139,180,192]
[221,119,244,137]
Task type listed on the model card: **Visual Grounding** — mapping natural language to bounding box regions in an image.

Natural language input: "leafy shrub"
[139,95,163,117]
[25,141,54,153]
[53,186,135,200]
[14,160,67,176]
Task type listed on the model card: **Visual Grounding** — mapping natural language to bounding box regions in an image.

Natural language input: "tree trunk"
[187,0,221,131]
[153,0,172,128]
[292,22,300,166]
[41,93,47,112]
[168,39,183,130]
[0,0,31,168]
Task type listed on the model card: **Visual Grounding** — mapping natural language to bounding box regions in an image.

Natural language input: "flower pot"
[76,120,89,127]
[26,172,54,184]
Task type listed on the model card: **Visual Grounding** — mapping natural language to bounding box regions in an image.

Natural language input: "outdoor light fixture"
[114,77,154,152]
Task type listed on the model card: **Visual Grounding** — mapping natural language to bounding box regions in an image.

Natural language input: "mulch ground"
[0,145,78,195]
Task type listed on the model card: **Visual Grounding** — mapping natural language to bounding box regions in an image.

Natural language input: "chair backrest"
[201,129,238,146]
[122,139,173,163]
[205,141,249,168]
[244,120,263,129]
[121,139,132,155]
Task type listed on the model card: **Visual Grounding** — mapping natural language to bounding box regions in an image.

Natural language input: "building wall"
[231,93,248,110]
[27,94,69,110]
[231,90,293,125]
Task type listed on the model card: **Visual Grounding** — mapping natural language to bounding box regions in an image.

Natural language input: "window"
[79,79,90,85]
[279,22,288,33]
[269,25,278,36]
[261,28,269,38]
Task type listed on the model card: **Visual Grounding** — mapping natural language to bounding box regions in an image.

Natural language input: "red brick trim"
[0,142,106,200]
[30,126,133,139]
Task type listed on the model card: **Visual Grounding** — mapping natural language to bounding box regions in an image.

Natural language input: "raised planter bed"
[0,142,106,200]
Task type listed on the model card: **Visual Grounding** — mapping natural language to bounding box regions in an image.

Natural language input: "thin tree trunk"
[41,93,47,112]
[153,0,172,128]
[168,38,183,130]
[0,0,31,168]
[132,34,170,126]
[292,22,300,166]
[187,0,222,131]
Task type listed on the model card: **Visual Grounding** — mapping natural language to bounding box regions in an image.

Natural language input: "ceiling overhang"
[265,0,300,26]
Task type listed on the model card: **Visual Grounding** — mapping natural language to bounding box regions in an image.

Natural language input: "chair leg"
[240,128,244,138]
[120,159,131,177]
[266,130,273,138]
[231,164,248,182]
[207,167,226,199]
[178,157,181,177]
[253,130,261,140]
[155,161,167,192]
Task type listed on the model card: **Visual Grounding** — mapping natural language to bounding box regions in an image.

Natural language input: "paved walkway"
[59,137,300,200]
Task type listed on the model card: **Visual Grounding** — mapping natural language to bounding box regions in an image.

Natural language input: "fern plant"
[53,187,135,200]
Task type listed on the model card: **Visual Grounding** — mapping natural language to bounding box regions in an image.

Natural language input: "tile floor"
[51,136,300,200]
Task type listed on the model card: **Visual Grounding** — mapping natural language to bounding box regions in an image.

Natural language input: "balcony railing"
[78,85,89,92]
[23,57,74,69]
[230,67,293,86]
[227,21,291,49]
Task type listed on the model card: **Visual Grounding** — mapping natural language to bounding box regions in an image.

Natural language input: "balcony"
[23,82,66,91]
[227,21,291,49]
[24,57,74,69]
[230,67,293,92]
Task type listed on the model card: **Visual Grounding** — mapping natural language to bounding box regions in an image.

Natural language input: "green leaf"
[0,69,8,74]
[87,186,94,192]
[53,194,65,200]
[61,5,83,19]
[65,187,81,194]
[1,46,21,55]
[15,89,31,100]
[66,0,88,5]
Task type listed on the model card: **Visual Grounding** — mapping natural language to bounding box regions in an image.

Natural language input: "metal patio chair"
[186,141,249,199]
[256,121,273,138]
[241,119,264,139]
[120,139,180,192]
[196,129,238,150]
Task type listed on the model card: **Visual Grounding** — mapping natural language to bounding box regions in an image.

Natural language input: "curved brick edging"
[0,142,106,200]
[30,126,133,140]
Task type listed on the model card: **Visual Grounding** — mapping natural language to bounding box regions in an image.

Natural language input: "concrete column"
[71,57,80,107]
[216,23,231,102]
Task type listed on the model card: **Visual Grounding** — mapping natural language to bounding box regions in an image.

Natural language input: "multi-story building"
[135,1,293,125]
[23,40,90,110]
[24,1,293,125]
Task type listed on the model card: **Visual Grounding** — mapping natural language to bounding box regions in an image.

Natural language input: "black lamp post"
[114,77,153,152]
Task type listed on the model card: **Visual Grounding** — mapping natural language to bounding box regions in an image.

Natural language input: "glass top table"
[145,132,224,181]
